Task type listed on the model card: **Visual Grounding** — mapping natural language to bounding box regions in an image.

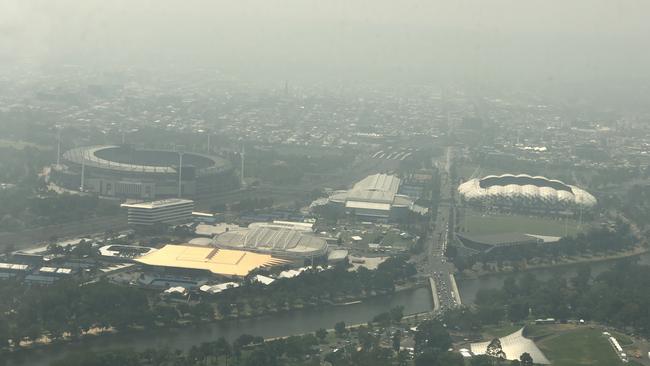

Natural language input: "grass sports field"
[537,328,623,366]
[461,210,585,237]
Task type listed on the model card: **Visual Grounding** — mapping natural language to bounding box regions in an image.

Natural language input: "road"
[425,146,461,312]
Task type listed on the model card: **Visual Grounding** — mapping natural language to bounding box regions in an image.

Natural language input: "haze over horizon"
[2,0,650,89]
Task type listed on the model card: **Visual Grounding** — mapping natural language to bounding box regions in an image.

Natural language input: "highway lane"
[424,146,460,312]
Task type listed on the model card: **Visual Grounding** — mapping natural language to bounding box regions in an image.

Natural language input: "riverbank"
[5,281,427,355]
[5,286,435,366]
[459,245,650,279]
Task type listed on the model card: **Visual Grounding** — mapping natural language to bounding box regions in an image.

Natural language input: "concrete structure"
[212,221,328,259]
[327,249,349,263]
[134,244,288,278]
[121,198,194,226]
[51,145,236,199]
[458,174,597,211]
[312,173,427,220]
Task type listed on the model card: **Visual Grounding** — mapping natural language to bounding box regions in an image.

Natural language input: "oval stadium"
[458,174,596,211]
[51,145,237,199]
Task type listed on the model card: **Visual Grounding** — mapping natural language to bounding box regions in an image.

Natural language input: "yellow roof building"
[135,244,288,277]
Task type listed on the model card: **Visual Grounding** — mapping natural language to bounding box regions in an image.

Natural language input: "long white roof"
[121,198,194,210]
[346,174,401,203]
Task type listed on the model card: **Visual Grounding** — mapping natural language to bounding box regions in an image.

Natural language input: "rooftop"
[134,244,287,277]
[346,173,401,204]
[121,198,194,210]
[213,222,327,258]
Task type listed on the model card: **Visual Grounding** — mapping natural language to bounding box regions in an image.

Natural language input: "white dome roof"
[458,173,596,209]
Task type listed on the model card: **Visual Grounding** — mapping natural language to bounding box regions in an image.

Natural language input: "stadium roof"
[346,174,401,203]
[312,173,428,216]
[134,244,288,277]
[213,222,328,258]
[458,173,597,208]
[63,145,228,174]
[121,198,194,210]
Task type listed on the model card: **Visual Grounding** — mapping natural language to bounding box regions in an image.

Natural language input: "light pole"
[178,152,184,198]
[80,150,86,192]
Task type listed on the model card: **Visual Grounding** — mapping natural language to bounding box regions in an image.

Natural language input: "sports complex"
[212,221,329,260]
[458,174,597,212]
[51,145,237,199]
[311,173,427,220]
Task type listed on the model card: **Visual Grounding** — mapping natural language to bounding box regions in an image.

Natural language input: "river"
[6,252,650,366]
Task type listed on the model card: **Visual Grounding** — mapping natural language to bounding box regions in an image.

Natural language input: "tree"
[392,330,401,352]
[519,352,533,366]
[217,302,232,317]
[397,350,409,366]
[390,306,404,323]
[486,338,506,359]
[414,320,452,353]
[471,355,496,366]
[315,328,327,342]
[415,348,438,366]
[436,351,464,366]
[334,321,347,337]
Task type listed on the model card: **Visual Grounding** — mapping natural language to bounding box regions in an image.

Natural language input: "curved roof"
[479,174,572,192]
[459,174,596,208]
[312,173,427,215]
[63,145,229,174]
[213,222,328,258]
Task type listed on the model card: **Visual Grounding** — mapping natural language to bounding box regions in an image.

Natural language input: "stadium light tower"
[178,151,184,198]
[80,150,86,192]
[56,127,61,168]
[240,144,245,187]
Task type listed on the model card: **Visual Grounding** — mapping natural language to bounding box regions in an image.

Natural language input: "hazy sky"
[2,0,650,86]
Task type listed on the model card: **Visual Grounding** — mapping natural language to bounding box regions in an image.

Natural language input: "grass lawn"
[461,211,585,237]
[538,328,623,366]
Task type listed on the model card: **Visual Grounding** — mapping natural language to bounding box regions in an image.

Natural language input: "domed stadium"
[51,145,237,199]
[458,174,596,211]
